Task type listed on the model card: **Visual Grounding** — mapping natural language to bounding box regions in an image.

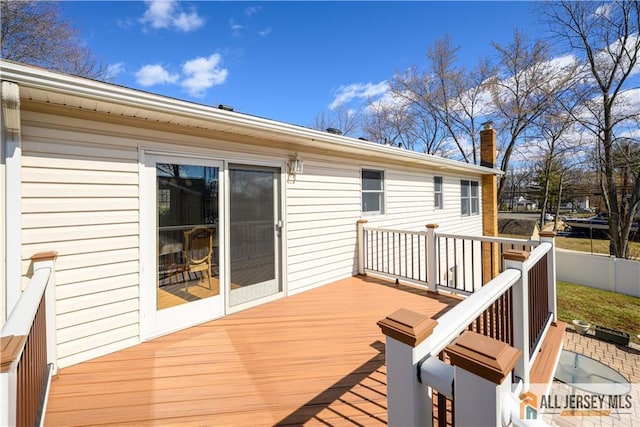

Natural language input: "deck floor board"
[46,276,460,426]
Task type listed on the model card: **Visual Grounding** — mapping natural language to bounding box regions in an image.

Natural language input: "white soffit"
[1,60,501,176]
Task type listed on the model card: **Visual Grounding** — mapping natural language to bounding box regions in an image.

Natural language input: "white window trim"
[434,176,443,210]
[361,167,386,216]
[460,180,480,217]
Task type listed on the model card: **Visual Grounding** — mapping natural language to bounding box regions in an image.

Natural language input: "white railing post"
[357,219,368,275]
[426,224,438,292]
[378,309,438,426]
[31,251,58,375]
[539,231,557,323]
[446,331,521,427]
[503,250,531,389]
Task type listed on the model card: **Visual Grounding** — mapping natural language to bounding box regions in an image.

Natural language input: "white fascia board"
[0,60,501,177]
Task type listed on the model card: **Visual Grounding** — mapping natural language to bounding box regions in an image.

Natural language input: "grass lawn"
[554,236,640,260]
[557,280,640,344]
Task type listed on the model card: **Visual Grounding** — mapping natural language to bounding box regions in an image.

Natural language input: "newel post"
[378,309,438,426]
[30,251,58,375]
[357,219,368,275]
[426,224,439,292]
[539,231,557,323]
[503,250,530,388]
[446,331,521,427]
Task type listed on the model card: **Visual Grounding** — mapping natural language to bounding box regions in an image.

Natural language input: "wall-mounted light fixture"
[1,81,21,137]
[287,153,304,175]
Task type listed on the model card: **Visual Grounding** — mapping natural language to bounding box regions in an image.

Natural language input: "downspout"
[1,81,22,323]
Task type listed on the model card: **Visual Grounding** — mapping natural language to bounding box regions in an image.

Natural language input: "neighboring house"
[1,60,496,369]
[504,196,538,211]
[498,218,540,240]
[563,196,590,211]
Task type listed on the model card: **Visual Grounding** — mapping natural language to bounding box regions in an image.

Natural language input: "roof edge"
[1,60,502,176]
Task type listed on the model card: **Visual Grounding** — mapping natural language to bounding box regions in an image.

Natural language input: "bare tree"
[391,35,493,163]
[489,30,579,203]
[311,103,361,137]
[1,0,107,79]
[546,0,640,258]
[533,93,584,229]
[361,97,412,147]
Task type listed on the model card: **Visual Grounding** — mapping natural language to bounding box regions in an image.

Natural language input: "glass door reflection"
[157,163,219,309]
[229,166,281,307]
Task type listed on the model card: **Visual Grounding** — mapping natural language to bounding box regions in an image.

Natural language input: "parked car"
[544,213,555,221]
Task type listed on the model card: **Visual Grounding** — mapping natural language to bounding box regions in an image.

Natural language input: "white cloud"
[173,10,204,32]
[259,27,272,37]
[181,54,229,97]
[245,6,261,16]
[329,81,389,110]
[106,62,125,80]
[139,0,204,32]
[135,64,179,86]
[594,4,613,19]
[230,19,243,36]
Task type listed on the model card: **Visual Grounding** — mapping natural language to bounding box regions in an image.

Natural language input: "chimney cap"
[482,121,494,130]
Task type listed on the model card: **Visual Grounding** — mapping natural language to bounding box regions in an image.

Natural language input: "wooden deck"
[530,320,567,384]
[45,276,461,426]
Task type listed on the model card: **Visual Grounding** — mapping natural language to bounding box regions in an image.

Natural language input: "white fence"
[556,249,640,297]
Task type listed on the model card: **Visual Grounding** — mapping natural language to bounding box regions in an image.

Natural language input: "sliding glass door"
[144,154,224,337]
[228,165,282,307]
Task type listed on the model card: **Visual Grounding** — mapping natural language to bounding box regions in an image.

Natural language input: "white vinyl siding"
[16,109,486,368]
[20,116,140,368]
[286,161,361,293]
[286,160,484,295]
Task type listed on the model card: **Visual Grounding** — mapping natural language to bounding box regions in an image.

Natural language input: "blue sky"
[63,1,547,127]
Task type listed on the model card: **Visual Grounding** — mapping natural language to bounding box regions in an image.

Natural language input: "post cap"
[357,219,369,224]
[539,231,556,238]
[502,250,529,262]
[445,331,521,384]
[426,224,439,229]
[377,308,437,347]
[30,251,58,262]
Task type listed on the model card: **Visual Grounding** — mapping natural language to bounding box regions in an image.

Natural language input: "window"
[434,176,443,209]
[461,180,479,216]
[362,169,384,214]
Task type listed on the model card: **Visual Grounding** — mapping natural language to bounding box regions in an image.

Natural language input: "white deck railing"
[374,226,557,426]
[358,221,541,295]
[1,253,57,427]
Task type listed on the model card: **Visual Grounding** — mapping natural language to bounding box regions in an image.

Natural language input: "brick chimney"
[480,122,499,284]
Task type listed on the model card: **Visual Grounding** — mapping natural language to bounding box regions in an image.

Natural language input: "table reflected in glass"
[555,350,631,395]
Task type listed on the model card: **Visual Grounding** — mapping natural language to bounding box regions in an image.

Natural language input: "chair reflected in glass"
[182,226,214,293]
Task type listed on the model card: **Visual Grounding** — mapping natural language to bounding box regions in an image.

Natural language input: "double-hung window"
[434,176,443,209]
[461,180,479,216]
[362,169,384,214]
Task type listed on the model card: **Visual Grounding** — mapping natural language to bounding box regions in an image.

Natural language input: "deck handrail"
[420,269,521,360]
[1,252,57,427]
[362,225,428,237]
[378,230,558,426]
[435,232,539,247]
[357,222,541,295]
[1,268,50,340]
